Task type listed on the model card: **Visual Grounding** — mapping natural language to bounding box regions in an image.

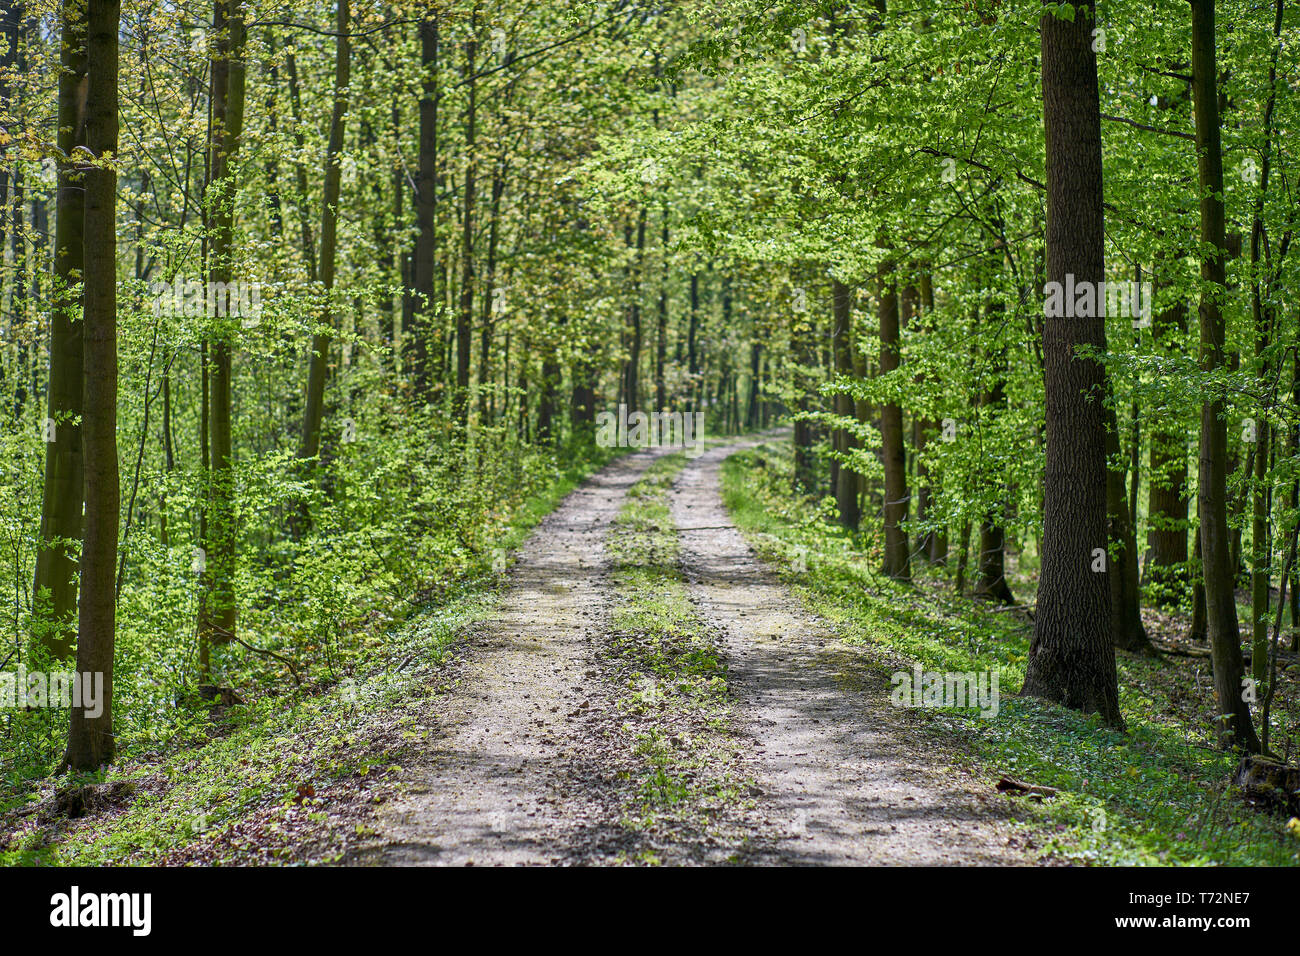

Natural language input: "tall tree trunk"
[1250,406,1271,681]
[745,339,761,430]
[791,283,816,492]
[455,11,477,429]
[478,162,504,423]
[626,211,646,411]
[688,272,700,409]
[1145,293,1189,605]
[200,0,249,649]
[1106,404,1154,652]
[955,519,972,595]
[571,359,596,431]
[974,519,1015,603]
[34,0,88,660]
[1189,0,1260,751]
[1290,351,1300,651]
[1248,0,1286,681]
[974,306,1015,604]
[1021,0,1121,726]
[655,204,669,410]
[284,48,316,281]
[410,15,438,396]
[831,278,859,529]
[878,267,909,579]
[297,0,351,467]
[64,0,119,771]
[918,272,945,563]
[537,356,561,442]
[1189,509,1208,641]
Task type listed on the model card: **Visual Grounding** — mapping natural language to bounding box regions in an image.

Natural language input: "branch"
[1101,113,1194,141]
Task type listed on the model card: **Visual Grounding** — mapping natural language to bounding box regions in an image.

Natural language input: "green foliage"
[0,438,611,863]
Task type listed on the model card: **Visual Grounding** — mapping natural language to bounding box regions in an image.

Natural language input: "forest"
[0,0,1298,880]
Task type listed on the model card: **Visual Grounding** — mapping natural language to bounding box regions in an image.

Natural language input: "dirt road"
[350,441,1028,866]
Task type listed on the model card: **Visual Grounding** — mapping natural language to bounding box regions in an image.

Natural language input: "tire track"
[349,450,663,865]
[669,440,1030,865]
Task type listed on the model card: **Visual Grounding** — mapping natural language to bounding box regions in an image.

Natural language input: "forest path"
[349,439,1028,866]
[669,441,1027,864]
[348,449,668,865]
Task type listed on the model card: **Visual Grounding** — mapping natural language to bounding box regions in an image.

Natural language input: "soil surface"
[670,441,1025,864]
[349,441,1031,866]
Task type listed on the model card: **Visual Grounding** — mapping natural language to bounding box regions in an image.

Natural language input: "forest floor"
[345,438,1031,865]
[7,436,1296,866]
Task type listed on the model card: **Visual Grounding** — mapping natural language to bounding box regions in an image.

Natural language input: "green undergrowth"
[0,442,621,866]
[721,440,1300,866]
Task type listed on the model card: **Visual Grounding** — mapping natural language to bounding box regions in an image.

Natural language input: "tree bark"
[1106,403,1154,653]
[1145,294,1189,605]
[1248,0,1285,681]
[455,11,477,429]
[1021,1,1122,727]
[879,268,909,579]
[688,272,700,409]
[478,162,504,423]
[410,15,437,396]
[791,280,816,492]
[200,0,249,648]
[622,212,646,411]
[64,0,119,771]
[832,278,860,529]
[298,0,351,467]
[745,339,761,430]
[33,0,88,660]
[1190,0,1260,751]
[975,306,1015,604]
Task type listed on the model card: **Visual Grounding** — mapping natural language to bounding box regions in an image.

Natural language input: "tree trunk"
[298,0,351,466]
[623,211,645,410]
[478,162,504,424]
[34,0,88,660]
[1106,404,1154,653]
[537,356,561,442]
[1145,294,1189,605]
[791,285,816,492]
[410,15,438,396]
[975,309,1015,604]
[655,204,668,410]
[745,340,761,430]
[1021,1,1121,727]
[688,272,700,409]
[1248,0,1285,680]
[955,519,971,595]
[832,278,860,529]
[200,0,249,648]
[64,0,119,771]
[1190,0,1260,751]
[455,13,477,429]
[1250,410,1270,681]
[284,48,316,281]
[878,268,909,579]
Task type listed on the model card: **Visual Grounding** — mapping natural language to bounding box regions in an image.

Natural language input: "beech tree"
[1189,0,1260,752]
[32,0,86,660]
[1020,0,1121,726]
[63,0,118,770]
[1,0,1295,788]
